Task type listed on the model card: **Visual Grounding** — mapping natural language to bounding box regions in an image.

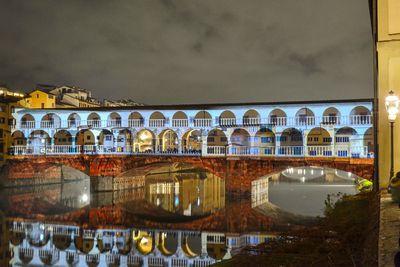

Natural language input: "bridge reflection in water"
[0,163,360,266]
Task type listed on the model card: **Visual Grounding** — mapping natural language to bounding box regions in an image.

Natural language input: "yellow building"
[376,0,400,187]
[21,88,56,109]
[0,87,26,166]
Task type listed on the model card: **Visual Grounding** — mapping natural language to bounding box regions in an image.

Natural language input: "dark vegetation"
[213,192,379,267]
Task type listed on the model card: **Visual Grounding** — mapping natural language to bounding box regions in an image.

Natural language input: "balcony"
[9,144,373,159]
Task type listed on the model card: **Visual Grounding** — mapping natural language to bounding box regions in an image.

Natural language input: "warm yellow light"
[386,90,400,122]
[140,132,148,140]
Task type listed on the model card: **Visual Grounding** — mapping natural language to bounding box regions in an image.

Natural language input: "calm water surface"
[1,163,360,266]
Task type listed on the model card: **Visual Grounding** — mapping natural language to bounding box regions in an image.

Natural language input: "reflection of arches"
[182,129,202,152]
[128,112,144,127]
[207,243,227,260]
[172,111,188,127]
[21,114,35,128]
[54,130,72,145]
[350,106,371,124]
[219,110,236,126]
[322,107,340,124]
[182,235,201,258]
[107,112,121,127]
[41,113,61,128]
[53,234,72,250]
[295,108,315,125]
[243,109,260,125]
[364,127,374,154]
[11,130,27,146]
[135,232,154,255]
[194,111,212,127]
[268,109,287,126]
[149,112,166,127]
[157,232,178,256]
[87,112,101,128]
[76,129,95,146]
[19,248,34,264]
[75,236,94,254]
[68,113,81,127]
[135,129,155,152]
[159,129,178,152]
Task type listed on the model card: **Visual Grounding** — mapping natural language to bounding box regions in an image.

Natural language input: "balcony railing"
[13,114,373,132]
[9,144,372,158]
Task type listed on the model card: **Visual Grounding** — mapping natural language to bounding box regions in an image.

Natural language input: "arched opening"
[128,112,144,127]
[75,236,95,254]
[11,131,27,146]
[230,128,251,155]
[219,110,236,127]
[182,129,202,153]
[134,129,155,152]
[172,111,188,127]
[322,107,341,124]
[295,108,315,126]
[68,113,81,127]
[19,248,34,264]
[194,111,212,127]
[149,111,165,127]
[307,127,332,156]
[207,129,227,155]
[76,129,95,146]
[29,130,50,154]
[335,127,358,157]
[53,234,72,250]
[98,129,114,152]
[279,128,303,155]
[243,109,260,126]
[116,129,132,152]
[254,128,275,155]
[20,114,35,128]
[107,112,122,127]
[87,112,102,128]
[159,129,178,153]
[54,130,72,145]
[268,109,287,126]
[350,106,372,124]
[41,113,61,128]
[364,127,374,157]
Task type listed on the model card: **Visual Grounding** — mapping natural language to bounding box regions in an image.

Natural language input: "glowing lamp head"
[385,90,399,122]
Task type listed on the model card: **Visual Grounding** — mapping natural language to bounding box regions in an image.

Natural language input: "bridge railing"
[13,114,373,132]
[9,145,372,158]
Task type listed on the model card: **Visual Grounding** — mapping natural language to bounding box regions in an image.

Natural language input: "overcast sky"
[0,0,373,104]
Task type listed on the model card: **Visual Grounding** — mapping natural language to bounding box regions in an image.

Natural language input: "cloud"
[0,0,373,104]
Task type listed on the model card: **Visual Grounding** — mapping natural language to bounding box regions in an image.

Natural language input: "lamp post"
[385,90,399,180]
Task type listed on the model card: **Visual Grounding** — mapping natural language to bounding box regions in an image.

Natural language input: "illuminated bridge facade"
[10,99,373,158]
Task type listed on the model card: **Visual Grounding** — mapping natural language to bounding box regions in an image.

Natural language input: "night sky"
[0,0,373,104]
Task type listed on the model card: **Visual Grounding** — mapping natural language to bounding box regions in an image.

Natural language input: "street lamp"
[385,90,399,180]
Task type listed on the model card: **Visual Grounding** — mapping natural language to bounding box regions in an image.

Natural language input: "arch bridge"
[10,99,374,159]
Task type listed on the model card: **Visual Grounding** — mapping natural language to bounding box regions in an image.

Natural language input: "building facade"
[376,0,400,187]
[9,100,373,158]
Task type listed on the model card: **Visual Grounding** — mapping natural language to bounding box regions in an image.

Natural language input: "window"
[87,135,91,140]
[105,135,112,141]
[0,117,5,124]
[41,103,44,108]
[261,137,273,143]
[37,94,39,98]
[221,137,227,142]
[10,106,15,113]
[323,137,332,143]
[207,137,215,142]
[279,136,287,142]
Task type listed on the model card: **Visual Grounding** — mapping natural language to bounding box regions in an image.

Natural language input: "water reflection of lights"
[140,237,148,245]
[282,167,325,180]
[81,194,89,203]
